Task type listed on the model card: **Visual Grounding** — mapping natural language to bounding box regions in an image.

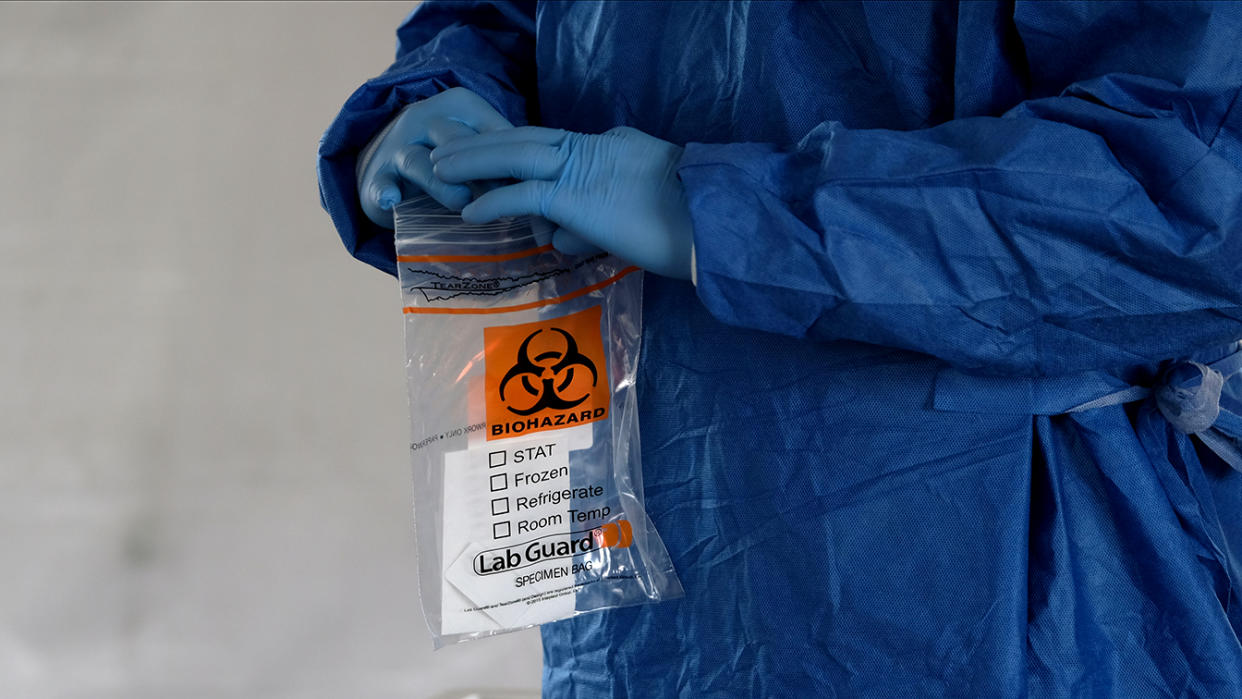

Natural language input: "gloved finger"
[433,141,565,183]
[429,126,567,163]
[425,116,479,148]
[395,143,473,211]
[461,180,553,223]
[359,169,404,228]
[469,179,508,197]
[551,227,603,256]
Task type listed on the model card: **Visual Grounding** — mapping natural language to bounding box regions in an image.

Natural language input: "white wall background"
[0,2,543,697]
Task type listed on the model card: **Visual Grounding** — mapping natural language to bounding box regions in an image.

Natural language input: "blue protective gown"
[318,2,1242,696]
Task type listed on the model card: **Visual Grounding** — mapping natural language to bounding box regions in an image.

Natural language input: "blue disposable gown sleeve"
[680,24,1242,377]
[317,1,536,276]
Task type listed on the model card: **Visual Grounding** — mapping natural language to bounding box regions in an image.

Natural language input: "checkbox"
[489,450,507,468]
[490,474,508,492]
[493,521,511,539]
[491,497,510,516]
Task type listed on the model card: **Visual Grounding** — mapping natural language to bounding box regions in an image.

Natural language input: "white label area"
[441,426,607,635]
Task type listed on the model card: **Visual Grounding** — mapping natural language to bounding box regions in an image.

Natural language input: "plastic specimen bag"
[394,196,683,646]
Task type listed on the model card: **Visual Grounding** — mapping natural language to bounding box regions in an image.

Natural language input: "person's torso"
[526,2,1236,695]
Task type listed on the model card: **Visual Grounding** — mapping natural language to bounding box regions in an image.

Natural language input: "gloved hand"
[356,87,513,228]
[429,126,695,280]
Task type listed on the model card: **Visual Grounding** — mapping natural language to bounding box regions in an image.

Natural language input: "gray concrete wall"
[0,3,542,697]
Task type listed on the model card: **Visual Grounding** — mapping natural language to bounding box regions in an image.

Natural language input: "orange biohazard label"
[484,306,610,440]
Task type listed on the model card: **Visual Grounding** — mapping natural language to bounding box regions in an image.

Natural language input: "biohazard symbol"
[498,328,599,415]
[484,306,609,439]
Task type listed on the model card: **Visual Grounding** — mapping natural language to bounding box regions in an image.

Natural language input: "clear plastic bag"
[394,195,683,646]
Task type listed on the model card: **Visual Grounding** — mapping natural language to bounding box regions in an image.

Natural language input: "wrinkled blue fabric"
[318,2,1242,696]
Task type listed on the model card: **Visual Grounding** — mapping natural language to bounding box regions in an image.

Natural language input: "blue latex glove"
[430,126,695,279]
[356,87,512,229]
